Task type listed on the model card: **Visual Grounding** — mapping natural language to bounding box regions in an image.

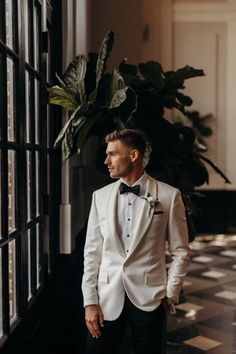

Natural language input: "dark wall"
[193,190,236,234]
[56,223,87,354]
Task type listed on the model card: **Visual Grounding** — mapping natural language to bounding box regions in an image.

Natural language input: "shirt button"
[127,234,130,237]
[124,261,129,266]
[129,202,132,206]
[128,218,130,221]
[126,250,129,253]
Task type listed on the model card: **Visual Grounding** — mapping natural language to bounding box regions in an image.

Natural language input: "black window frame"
[0,0,61,347]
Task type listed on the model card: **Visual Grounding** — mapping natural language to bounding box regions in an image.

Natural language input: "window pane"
[0,1,4,43]
[35,79,39,144]
[26,151,32,222]
[24,0,29,63]
[0,150,2,239]
[8,150,16,233]
[36,223,41,288]
[7,58,16,142]
[9,240,16,323]
[46,105,50,148]
[47,153,50,195]
[27,229,32,301]
[5,0,14,49]
[46,30,51,83]
[33,3,40,70]
[0,249,3,336]
[25,71,31,143]
[45,216,50,274]
[35,151,39,216]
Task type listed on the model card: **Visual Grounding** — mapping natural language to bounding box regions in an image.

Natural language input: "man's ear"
[130,149,139,162]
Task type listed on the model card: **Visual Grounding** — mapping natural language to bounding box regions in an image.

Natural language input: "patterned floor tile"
[176,303,204,312]
[214,290,236,300]
[199,310,236,335]
[192,256,214,263]
[182,276,216,295]
[166,234,236,354]
[220,250,236,257]
[183,335,222,351]
[176,295,233,323]
[188,263,207,273]
[183,280,193,287]
[201,270,226,279]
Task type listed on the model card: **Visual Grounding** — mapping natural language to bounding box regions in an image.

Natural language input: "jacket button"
[124,261,129,266]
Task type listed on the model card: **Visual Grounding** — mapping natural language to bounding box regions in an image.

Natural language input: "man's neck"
[121,169,145,186]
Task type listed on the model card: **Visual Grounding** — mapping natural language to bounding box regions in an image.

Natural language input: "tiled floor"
[166,234,236,354]
[116,234,236,353]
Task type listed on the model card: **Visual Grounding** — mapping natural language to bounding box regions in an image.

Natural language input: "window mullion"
[1,246,10,335]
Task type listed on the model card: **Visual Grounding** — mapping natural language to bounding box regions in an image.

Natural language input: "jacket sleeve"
[166,189,191,303]
[82,192,103,307]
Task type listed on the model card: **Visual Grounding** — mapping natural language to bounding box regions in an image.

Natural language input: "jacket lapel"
[128,176,157,256]
[106,180,126,258]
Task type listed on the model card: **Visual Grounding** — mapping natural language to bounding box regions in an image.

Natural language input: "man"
[82,129,191,354]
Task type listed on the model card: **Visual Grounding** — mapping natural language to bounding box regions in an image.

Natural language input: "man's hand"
[162,297,176,315]
[85,305,104,338]
[165,297,175,306]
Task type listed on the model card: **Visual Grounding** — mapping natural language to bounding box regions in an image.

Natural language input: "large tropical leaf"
[55,73,67,89]
[109,69,128,109]
[47,85,78,111]
[119,60,138,75]
[62,55,87,103]
[176,92,193,107]
[95,30,114,88]
[164,65,205,92]
[60,114,87,161]
[62,128,76,161]
[53,105,82,148]
[117,88,137,123]
[76,114,101,154]
[138,61,165,94]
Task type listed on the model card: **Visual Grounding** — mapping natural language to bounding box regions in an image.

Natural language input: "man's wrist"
[165,297,175,306]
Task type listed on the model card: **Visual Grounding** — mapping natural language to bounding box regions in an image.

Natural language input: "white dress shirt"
[117,172,148,256]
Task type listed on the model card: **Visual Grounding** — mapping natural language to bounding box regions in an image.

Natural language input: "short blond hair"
[105,129,146,157]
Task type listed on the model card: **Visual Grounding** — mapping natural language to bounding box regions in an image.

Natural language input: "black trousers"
[85,295,167,354]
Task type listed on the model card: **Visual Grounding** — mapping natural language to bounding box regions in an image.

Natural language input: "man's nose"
[104,156,109,165]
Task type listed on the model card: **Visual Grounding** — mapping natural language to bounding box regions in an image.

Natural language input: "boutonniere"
[140,193,161,215]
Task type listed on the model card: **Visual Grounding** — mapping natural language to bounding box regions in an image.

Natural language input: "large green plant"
[48,31,135,160]
[48,30,230,241]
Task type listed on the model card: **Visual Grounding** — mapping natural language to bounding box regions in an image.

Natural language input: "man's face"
[104,140,134,179]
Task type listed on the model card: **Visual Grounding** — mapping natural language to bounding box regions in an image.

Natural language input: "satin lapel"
[128,176,157,255]
[106,181,126,258]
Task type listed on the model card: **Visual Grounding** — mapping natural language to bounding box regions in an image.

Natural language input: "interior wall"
[174,0,227,3]
[88,0,172,68]
[173,22,227,183]
[89,0,143,67]
[173,0,236,190]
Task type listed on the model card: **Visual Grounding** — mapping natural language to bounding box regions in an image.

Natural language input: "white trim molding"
[174,2,236,22]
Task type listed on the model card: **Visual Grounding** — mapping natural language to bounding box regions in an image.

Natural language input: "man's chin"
[109,171,119,179]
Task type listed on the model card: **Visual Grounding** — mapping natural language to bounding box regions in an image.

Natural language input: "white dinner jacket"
[82,175,191,320]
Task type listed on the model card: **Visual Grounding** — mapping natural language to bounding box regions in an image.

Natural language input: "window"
[0,0,61,344]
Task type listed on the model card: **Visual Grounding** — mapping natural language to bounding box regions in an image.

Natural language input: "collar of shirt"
[120,171,147,196]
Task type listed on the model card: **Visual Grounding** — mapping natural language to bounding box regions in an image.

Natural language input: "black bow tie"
[119,182,140,196]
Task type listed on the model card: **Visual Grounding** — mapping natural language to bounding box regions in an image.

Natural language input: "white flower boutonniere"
[141,193,160,215]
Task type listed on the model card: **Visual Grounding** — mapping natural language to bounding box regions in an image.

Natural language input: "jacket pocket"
[145,271,165,286]
[98,271,109,284]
